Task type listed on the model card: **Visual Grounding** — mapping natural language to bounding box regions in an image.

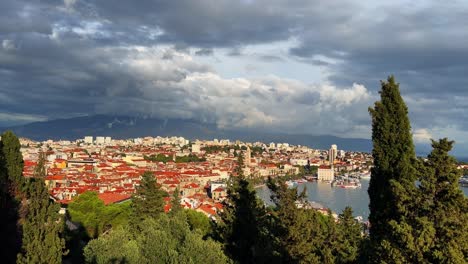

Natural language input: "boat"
[294,179,307,184]
[354,216,364,223]
[359,172,371,180]
[459,176,468,187]
[285,180,297,188]
[339,184,361,189]
[305,175,317,182]
[332,177,361,189]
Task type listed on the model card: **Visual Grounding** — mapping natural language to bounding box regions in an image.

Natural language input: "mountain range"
[0,115,373,152]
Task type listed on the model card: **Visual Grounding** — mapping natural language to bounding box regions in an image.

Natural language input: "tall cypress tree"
[0,131,25,194]
[418,139,468,262]
[0,131,24,262]
[33,151,46,178]
[17,178,66,264]
[367,76,418,261]
[267,177,321,263]
[130,171,168,228]
[170,187,183,215]
[216,154,274,263]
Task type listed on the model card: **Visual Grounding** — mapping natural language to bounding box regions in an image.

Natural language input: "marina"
[331,175,362,189]
[257,178,468,221]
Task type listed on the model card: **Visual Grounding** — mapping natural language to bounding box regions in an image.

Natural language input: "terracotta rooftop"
[97,193,131,205]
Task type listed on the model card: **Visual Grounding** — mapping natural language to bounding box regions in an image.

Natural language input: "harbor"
[257,177,468,221]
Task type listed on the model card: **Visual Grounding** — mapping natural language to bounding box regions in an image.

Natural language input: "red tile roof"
[198,204,216,216]
[97,193,131,205]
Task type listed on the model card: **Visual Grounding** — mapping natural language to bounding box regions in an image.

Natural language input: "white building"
[95,136,105,145]
[318,165,334,181]
[338,149,346,158]
[210,181,227,194]
[290,158,309,166]
[59,140,71,146]
[192,144,201,153]
[220,139,230,145]
[245,147,251,166]
[105,137,112,144]
[84,136,93,144]
[329,144,338,165]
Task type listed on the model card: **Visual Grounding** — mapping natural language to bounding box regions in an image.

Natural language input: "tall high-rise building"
[95,136,105,145]
[84,136,93,144]
[245,147,251,166]
[329,144,338,165]
[192,144,201,153]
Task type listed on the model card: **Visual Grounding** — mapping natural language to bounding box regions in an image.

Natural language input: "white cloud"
[90,46,373,137]
[0,112,47,125]
[430,126,468,145]
[2,39,16,51]
[319,83,370,106]
[413,128,432,143]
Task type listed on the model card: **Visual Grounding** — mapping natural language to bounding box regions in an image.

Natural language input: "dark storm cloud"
[0,0,54,35]
[1,0,467,153]
[76,0,297,47]
[257,55,284,62]
[195,48,214,56]
[67,0,468,98]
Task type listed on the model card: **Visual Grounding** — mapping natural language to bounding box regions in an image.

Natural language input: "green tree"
[137,216,185,263]
[0,131,24,262]
[143,153,171,163]
[84,214,230,264]
[178,230,230,264]
[130,171,168,228]
[267,177,356,264]
[321,211,341,264]
[68,191,131,238]
[418,139,468,262]
[185,209,213,237]
[216,154,274,263]
[68,191,106,238]
[336,207,363,264]
[139,213,229,264]
[175,154,206,163]
[462,168,468,176]
[170,188,182,215]
[83,227,142,264]
[17,178,67,264]
[0,131,25,194]
[267,177,319,263]
[367,76,418,262]
[102,201,131,232]
[34,151,47,177]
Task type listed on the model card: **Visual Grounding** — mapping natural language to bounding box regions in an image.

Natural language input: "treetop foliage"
[367,76,468,262]
[1,131,65,263]
[68,191,131,238]
[130,171,168,228]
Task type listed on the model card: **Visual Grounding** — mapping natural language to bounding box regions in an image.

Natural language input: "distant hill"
[0,115,373,152]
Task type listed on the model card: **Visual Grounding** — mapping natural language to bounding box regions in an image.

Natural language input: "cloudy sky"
[1,0,467,154]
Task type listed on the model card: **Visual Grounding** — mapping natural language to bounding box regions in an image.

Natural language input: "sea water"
[257,180,468,220]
